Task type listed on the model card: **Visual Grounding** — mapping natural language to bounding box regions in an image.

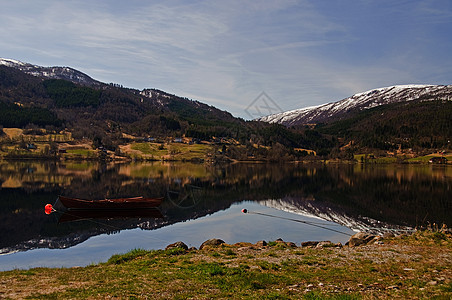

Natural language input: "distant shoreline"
[1,127,450,164]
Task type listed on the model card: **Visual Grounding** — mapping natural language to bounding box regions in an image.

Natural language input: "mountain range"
[258,84,452,126]
[1,58,451,157]
[257,83,451,154]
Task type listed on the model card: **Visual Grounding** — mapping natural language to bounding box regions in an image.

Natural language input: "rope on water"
[242,209,352,237]
[242,208,417,236]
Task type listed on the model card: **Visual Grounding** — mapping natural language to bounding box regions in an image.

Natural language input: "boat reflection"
[58,208,164,223]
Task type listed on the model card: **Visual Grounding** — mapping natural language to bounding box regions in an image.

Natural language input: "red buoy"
[44,204,53,215]
[241,208,248,213]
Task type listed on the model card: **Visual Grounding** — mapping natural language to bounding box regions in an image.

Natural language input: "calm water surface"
[0,161,450,270]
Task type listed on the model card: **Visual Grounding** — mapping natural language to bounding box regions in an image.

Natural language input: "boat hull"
[59,196,163,210]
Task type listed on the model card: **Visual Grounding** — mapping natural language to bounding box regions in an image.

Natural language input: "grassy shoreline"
[1,230,450,299]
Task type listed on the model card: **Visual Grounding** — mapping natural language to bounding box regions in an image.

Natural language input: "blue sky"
[1,0,451,118]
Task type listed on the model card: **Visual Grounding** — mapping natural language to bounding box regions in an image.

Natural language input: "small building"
[27,143,37,150]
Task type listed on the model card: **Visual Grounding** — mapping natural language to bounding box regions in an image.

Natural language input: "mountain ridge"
[0,57,238,121]
[258,84,452,126]
[0,58,102,87]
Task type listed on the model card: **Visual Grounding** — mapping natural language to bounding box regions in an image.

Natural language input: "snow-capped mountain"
[0,58,101,86]
[259,85,452,126]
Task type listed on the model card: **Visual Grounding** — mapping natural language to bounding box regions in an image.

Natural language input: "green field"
[408,154,452,163]
[130,142,212,160]
[66,148,97,157]
[355,153,452,164]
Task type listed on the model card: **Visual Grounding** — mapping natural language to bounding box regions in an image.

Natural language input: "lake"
[0,161,450,270]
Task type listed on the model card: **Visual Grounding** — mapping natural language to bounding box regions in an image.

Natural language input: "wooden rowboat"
[58,195,163,210]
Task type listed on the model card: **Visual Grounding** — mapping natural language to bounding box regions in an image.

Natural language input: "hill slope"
[317,98,452,151]
[259,85,452,126]
[0,59,319,159]
[0,58,102,86]
[0,61,247,145]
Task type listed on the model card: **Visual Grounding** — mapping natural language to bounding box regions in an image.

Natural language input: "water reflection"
[0,161,450,257]
[58,209,163,223]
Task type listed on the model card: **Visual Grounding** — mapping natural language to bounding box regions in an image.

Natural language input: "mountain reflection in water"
[0,161,450,258]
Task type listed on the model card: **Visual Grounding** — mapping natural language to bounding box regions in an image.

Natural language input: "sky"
[1,0,451,119]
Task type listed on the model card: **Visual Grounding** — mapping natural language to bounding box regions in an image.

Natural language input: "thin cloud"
[0,0,450,118]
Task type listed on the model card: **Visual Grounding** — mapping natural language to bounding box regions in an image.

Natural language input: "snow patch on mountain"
[258,84,452,126]
[0,58,101,86]
[0,58,27,67]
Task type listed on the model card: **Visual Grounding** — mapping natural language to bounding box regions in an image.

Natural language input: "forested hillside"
[317,99,452,152]
[0,65,245,137]
[0,65,326,159]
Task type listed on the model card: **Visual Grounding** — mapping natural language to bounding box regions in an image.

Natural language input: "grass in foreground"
[0,231,450,299]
